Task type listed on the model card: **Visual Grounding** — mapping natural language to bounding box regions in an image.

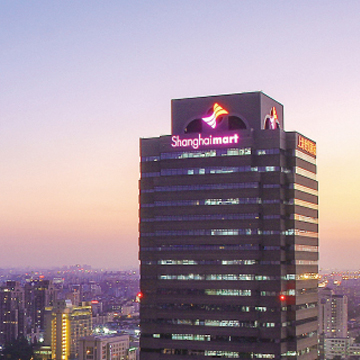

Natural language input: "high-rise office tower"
[318,288,348,360]
[0,281,26,345]
[25,279,58,332]
[318,288,348,338]
[139,92,318,359]
[44,300,92,360]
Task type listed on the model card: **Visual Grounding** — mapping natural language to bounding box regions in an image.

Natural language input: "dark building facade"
[0,281,26,345]
[25,279,58,332]
[139,92,318,359]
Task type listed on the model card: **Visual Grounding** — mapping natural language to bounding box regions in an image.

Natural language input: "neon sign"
[202,103,229,129]
[298,135,316,156]
[264,107,280,129]
[172,133,239,150]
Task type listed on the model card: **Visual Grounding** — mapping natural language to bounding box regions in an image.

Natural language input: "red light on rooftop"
[279,295,286,301]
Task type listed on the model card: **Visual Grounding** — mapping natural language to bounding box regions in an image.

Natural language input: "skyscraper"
[319,288,348,338]
[139,92,318,359]
[44,300,92,360]
[0,281,26,345]
[24,279,58,333]
[318,288,348,359]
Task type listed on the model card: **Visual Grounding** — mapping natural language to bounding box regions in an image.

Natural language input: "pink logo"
[202,103,229,129]
[171,133,239,149]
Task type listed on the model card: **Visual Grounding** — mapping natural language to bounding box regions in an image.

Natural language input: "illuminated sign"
[264,107,280,129]
[171,133,239,150]
[202,103,229,129]
[298,135,316,156]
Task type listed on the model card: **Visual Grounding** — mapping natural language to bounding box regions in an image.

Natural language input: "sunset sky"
[1,1,360,270]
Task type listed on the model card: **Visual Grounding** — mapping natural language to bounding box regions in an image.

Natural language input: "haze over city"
[1,1,360,270]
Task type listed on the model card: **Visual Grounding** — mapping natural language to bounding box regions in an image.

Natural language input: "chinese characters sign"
[298,135,316,156]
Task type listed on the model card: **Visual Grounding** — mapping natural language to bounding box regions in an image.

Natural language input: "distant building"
[324,337,348,359]
[90,283,102,296]
[319,288,348,337]
[121,305,135,316]
[0,281,26,345]
[24,279,57,332]
[321,337,360,360]
[44,299,92,360]
[33,345,52,360]
[92,312,114,327]
[79,334,136,360]
[348,339,360,358]
[319,287,348,359]
[90,300,103,316]
[65,288,81,307]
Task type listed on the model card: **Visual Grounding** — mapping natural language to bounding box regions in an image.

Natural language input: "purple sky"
[1,1,360,270]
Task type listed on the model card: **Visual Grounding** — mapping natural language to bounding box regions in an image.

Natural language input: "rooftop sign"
[264,107,280,129]
[298,135,316,156]
[171,133,239,150]
[201,103,229,129]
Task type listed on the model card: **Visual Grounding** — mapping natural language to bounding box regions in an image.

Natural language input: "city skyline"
[1,1,360,269]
